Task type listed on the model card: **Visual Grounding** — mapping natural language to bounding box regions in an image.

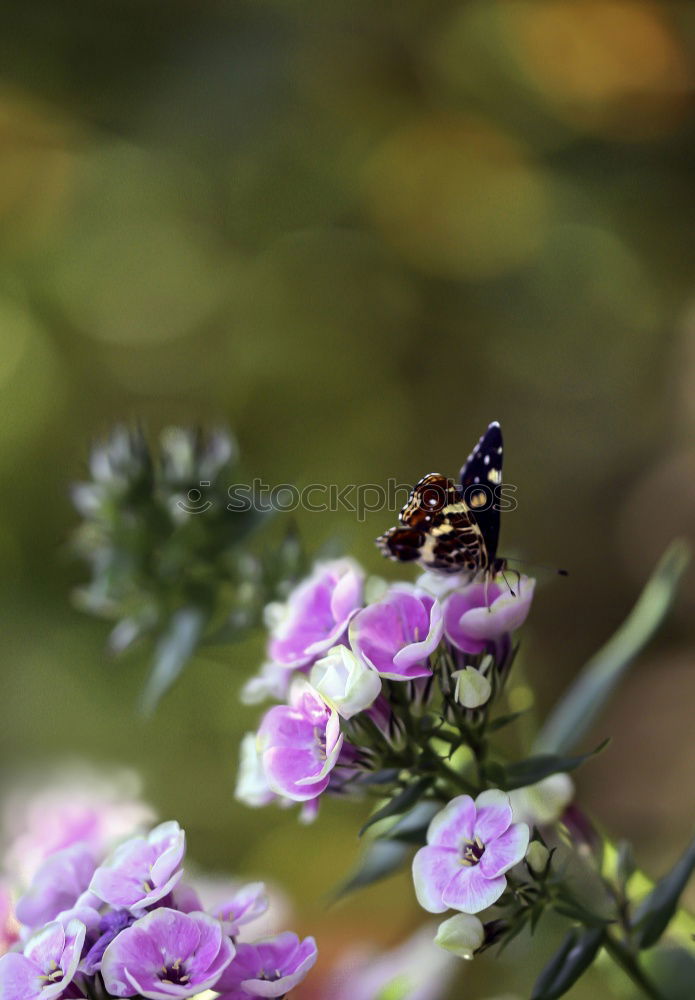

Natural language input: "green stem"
[603,934,666,1000]
[434,758,478,796]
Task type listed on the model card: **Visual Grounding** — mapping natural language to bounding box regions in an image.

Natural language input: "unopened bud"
[434,913,484,960]
[526,840,550,876]
[452,666,491,709]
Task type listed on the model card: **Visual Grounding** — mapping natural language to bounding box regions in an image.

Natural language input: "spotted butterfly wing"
[459,421,503,565]
[377,461,490,579]
[377,423,504,576]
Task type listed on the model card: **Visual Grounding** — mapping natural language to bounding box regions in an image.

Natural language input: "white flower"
[434,913,484,960]
[240,662,291,705]
[452,665,492,708]
[234,734,275,808]
[310,646,382,719]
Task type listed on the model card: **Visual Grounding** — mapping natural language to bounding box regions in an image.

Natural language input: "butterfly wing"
[459,421,503,563]
[376,525,427,563]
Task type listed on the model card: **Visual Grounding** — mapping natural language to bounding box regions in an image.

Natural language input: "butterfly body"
[377,422,505,577]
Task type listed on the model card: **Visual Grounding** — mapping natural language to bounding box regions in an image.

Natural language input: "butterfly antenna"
[500,569,518,598]
[504,558,568,577]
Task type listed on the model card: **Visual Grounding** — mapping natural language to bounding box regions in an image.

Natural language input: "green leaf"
[615,840,636,890]
[632,833,695,950]
[487,709,529,732]
[140,606,208,715]
[644,947,695,1000]
[330,840,410,901]
[535,541,689,755]
[354,768,402,787]
[385,801,439,846]
[531,927,604,1000]
[496,739,609,791]
[358,778,430,837]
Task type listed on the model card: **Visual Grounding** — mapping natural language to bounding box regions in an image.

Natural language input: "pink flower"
[2,768,155,887]
[0,918,86,1000]
[100,908,234,998]
[443,577,535,655]
[0,886,18,957]
[89,821,185,912]
[268,560,364,671]
[14,844,97,930]
[325,924,457,1000]
[257,685,343,802]
[349,585,443,681]
[215,932,317,999]
[413,791,529,914]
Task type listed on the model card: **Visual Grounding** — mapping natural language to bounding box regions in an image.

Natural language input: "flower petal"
[473,789,512,842]
[0,953,43,1000]
[441,865,507,913]
[263,749,329,801]
[426,796,476,849]
[412,847,460,914]
[479,823,529,878]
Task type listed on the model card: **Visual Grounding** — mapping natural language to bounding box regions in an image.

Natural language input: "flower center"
[159,958,190,986]
[313,726,327,760]
[257,966,283,982]
[460,836,486,866]
[40,959,64,985]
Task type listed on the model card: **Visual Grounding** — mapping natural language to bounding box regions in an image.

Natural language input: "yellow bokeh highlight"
[502,0,692,139]
[363,114,548,279]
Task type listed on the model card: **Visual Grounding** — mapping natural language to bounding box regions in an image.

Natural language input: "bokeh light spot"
[363,115,549,279]
[502,0,692,139]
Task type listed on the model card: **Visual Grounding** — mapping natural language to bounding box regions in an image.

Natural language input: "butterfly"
[376,422,506,577]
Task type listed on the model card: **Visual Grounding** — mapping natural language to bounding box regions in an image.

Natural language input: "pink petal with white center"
[473,789,512,842]
[295,729,343,785]
[257,707,315,752]
[426,796,476,849]
[479,823,529,878]
[441,865,507,914]
[263,749,329,801]
[412,847,460,914]
[456,578,535,641]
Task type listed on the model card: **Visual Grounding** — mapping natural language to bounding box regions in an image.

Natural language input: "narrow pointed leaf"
[633,833,695,950]
[531,927,604,1000]
[358,778,430,837]
[330,840,410,901]
[140,606,208,715]
[488,709,529,732]
[535,541,689,754]
[497,739,609,791]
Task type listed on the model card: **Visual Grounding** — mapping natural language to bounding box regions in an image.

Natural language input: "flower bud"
[452,666,491,709]
[525,840,550,876]
[434,913,484,960]
[310,646,382,719]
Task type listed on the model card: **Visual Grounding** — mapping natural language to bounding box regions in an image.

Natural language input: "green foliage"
[331,839,411,901]
[493,739,609,791]
[632,834,695,950]
[72,425,308,709]
[531,927,605,1000]
[535,542,690,755]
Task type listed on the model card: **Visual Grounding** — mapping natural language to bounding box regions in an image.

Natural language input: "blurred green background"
[1,1,694,996]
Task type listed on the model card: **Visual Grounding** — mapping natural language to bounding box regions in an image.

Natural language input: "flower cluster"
[0,800,316,1000]
[235,558,555,953]
[237,559,535,821]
